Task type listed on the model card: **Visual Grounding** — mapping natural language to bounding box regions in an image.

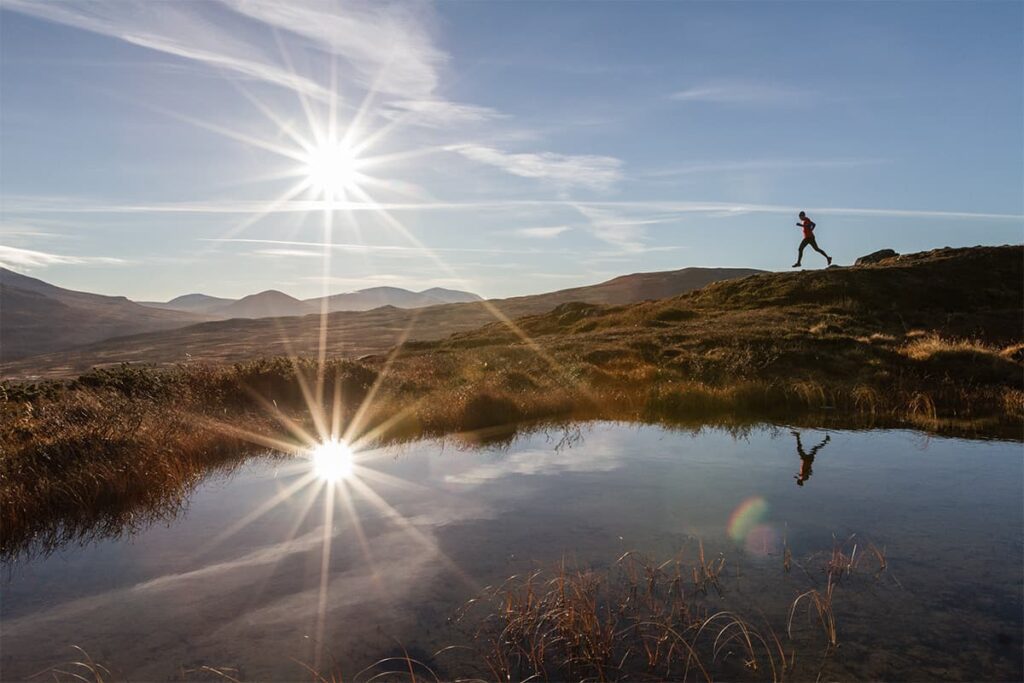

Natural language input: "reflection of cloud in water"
[4,525,446,677]
[3,527,329,634]
[212,528,431,630]
[443,440,626,486]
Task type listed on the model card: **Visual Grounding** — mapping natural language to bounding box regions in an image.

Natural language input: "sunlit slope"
[451,245,1023,346]
[1,266,760,377]
[410,245,1021,396]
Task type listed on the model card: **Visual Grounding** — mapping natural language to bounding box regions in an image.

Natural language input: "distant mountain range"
[139,293,235,314]
[139,285,483,318]
[1,266,762,374]
[0,275,482,363]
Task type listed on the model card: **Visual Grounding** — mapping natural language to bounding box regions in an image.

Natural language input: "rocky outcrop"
[855,249,899,266]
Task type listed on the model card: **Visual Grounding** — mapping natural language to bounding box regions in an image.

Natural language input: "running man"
[792,211,832,268]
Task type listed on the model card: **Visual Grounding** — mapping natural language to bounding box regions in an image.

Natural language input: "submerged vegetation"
[40,537,895,682]
[2,246,1022,556]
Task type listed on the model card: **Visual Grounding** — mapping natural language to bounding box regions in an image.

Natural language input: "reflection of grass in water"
[3,349,1020,560]
[0,359,373,560]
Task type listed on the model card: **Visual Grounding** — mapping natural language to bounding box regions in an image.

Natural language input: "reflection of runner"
[792,431,830,486]
[792,211,832,268]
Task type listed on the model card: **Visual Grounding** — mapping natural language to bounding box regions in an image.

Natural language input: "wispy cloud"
[206,237,556,255]
[643,158,890,178]
[7,195,1022,222]
[221,0,443,99]
[0,225,69,239]
[2,0,485,129]
[0,245,126,269]
[670,81,809,105]
[250,248,323,258]
[572,205,686,252]
[574,206,651,252]
[452,144,624,190]
[2,1,332,100]
[383,100,505,127]
[515,226,571,239]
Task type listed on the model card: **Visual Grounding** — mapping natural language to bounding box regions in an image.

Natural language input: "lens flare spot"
[727,496,768,543]
[744,523,781,556]
[310,439,354,482]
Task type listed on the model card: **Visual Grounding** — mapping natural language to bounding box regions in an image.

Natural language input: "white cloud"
[453,144,624,190]
[515,226,571,239]
[206,237,557,256]
[643,158,890,178]
[221,0,445,99]
[2,0,483,128]
[572,205,685,252]
[574,205,649,252]
[7,195,1021,223]
[670,82,809,105]
[250,248,323,258]
[383,99,504,127]
[2,1,332,100]
[0,245,125,269]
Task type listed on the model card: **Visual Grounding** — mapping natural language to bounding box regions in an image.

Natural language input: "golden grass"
[3,249,1021,557]
[2,343,1020,560]
[900,334,998,361]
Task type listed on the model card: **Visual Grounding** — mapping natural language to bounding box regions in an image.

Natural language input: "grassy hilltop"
[2,245,1021,555]
[353,245,1023,429]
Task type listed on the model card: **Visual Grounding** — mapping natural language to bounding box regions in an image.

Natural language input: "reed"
[36,536,899,682]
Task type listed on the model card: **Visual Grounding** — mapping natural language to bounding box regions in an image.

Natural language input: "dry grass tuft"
[40,536,901,682]
[901,334,996,361]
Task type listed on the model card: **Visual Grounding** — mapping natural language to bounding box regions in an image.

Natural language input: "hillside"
[3,247,1019,555]
[445,245,1023,349]
[1,266,761,377]
[0,269,210,363]
[347,244,1022,431]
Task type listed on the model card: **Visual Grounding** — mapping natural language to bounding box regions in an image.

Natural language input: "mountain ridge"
[1,265,762,376]
[137,284,483,316]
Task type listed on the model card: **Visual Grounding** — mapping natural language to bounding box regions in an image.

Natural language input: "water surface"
[2,423,1021,680]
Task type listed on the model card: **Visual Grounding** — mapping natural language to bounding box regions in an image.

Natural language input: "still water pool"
[2,423,1021,680]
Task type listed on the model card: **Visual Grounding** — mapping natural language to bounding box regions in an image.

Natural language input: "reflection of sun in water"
[310,439,354,482]
[302,141,363,200]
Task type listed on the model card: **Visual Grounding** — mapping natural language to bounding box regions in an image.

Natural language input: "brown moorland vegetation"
[1,267,762,377]
[2,245,1021,557]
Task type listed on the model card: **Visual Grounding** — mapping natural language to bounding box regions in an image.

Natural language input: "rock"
[855,249,899,266]
[551,301,601,325]
[1003,345,1024,364]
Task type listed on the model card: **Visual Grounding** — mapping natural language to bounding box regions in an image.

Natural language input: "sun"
[310,439,355,482]
[303,141,362,200]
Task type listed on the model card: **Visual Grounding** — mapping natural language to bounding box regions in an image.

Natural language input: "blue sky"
[1,0,1021,300]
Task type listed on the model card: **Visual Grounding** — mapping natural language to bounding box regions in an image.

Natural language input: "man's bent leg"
[809,237,831,263]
